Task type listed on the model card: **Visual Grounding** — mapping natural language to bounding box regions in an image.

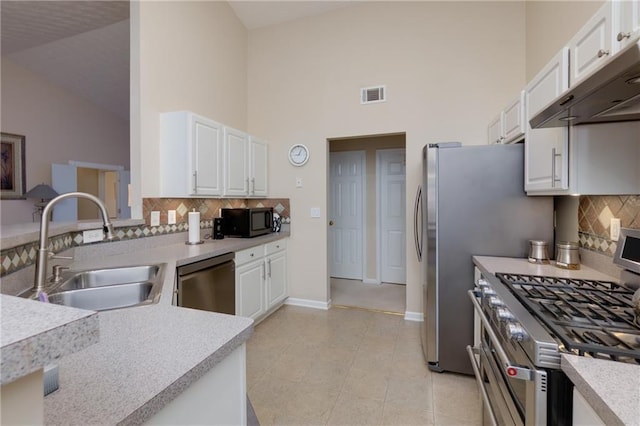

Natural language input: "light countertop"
[473,256,639,425]
[2,231,289,425]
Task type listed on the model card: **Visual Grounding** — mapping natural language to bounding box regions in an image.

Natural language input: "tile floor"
[330,278,406,314]
[246,305,481,425]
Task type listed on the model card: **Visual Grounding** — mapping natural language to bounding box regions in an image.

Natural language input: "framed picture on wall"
[1,132,26,199]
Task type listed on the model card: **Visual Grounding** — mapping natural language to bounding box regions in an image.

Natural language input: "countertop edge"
[119,324,254,426]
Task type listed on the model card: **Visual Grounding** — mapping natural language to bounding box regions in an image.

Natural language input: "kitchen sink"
[45,263,166,311]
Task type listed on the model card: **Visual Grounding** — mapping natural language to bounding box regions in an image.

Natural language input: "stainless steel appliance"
[176,253,235,314]
[417,143,554,375]
[468,231,640,425]
[221,208,273,238]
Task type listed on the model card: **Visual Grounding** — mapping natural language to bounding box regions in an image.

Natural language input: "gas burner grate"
[496,273,640,363]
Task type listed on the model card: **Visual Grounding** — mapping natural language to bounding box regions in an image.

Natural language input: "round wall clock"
[288,144,309,166]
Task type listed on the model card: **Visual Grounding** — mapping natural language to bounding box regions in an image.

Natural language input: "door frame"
[376,148,407,285]
[328,150,367,281]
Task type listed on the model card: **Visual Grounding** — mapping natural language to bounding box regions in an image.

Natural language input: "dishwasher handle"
[177,252,235,276]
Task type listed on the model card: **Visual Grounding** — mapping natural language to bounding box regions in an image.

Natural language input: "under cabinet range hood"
[530,40,640,128]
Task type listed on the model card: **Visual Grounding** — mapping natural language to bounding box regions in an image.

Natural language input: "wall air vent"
[361,85,386,104]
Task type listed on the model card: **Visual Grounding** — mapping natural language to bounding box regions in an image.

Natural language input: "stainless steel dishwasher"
[176,252,235,314]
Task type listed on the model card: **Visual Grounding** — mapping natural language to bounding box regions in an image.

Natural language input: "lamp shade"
[25,184,59,200]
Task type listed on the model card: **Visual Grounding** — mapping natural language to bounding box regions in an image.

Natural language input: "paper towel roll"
[188,211,200,243]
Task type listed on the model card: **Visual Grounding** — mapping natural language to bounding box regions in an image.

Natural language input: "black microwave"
[221,208,273,238]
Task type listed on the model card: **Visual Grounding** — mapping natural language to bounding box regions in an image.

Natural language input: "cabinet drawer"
[265,239,287,255]
[235,245,264,266]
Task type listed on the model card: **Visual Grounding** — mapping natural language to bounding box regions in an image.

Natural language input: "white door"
[51,163,78,222]
[378,149,406,284]
[329,151,364,280]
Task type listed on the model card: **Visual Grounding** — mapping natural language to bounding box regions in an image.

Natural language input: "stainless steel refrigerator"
[417,142,553,375]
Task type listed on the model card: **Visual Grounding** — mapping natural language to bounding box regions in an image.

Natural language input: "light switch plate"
[610,218,621,241]
[296,177,303,188]
[150,211,160,227]
[167,210,176,225]
[310,207,321,218]
[83,229,104,244]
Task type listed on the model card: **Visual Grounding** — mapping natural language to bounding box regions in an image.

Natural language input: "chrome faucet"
[34,192,115,294]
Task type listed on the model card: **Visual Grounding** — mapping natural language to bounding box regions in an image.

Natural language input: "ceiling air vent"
[361,85,386,104]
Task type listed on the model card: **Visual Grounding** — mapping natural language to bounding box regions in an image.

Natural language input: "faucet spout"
[34,192,115,293]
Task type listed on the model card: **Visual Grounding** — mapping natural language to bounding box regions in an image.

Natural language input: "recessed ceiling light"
[626,75,640,84]
[559,116,577,121]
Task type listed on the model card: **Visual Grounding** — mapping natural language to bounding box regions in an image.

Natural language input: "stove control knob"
[482,287,496,297]
[477,278,490,289]
[506,323,528,342]
[496,308,514,322]
[488,296,504,308]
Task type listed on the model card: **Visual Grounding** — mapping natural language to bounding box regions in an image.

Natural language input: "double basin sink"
[28,264,166,311]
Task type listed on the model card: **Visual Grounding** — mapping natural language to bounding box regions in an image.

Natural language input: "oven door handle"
[468,290,534,381]
[466,345,498,426]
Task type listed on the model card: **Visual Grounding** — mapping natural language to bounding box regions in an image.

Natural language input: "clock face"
[288,144,309,166]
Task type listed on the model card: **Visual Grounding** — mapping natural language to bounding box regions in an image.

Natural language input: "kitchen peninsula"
[1,224,289,425]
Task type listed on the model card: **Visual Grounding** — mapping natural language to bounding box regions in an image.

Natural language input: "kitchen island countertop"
[473,256,638,426]
[3,231,289,425]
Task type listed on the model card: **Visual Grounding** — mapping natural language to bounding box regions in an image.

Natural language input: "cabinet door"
[487,114,503,144]
[525,47,570,193]
[502,91,525,144]
[236,260,265,320]
[266,251,287,309]
[569,1,613,85]
[615,0,640,51]
[223,127,249,197]
[249,136,268,197]
[193,116,223,195]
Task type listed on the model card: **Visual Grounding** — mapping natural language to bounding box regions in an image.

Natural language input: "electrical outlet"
[83,229,104,244]
[167,210,176,225]
[296,177,303,188]
[610,218,621,241]
[310,207,321,218]
[150,211,160,227]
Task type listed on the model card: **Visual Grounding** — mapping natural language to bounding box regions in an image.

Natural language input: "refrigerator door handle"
[414,185,423,261]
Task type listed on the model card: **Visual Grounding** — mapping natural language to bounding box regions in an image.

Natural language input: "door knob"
[329,220,334,226]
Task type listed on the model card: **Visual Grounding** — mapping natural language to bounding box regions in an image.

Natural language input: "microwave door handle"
[468,290,536,382]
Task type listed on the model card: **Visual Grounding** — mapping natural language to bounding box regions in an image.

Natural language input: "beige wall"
[247,1,527,312]
[133,1,248,216]
[0,60,129,225]
[525,1,604,80]
[330,134,406,281]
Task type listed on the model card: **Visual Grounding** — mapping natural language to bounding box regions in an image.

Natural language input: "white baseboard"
[362,278,381,285]
[404,311,423,322]
[284,298,330,310]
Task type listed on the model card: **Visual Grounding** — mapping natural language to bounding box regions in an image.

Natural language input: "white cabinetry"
[235,239,288,322]
[223,129,268,197]
[525,48,570,193]
[568,1,614,85]
[487,91,526,145]
[573,388,606,426]
[615,0,640,50]
[160,111,223,196]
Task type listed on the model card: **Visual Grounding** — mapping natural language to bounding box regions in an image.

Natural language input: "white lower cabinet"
[235,239,288,322]
[573,388,605,426]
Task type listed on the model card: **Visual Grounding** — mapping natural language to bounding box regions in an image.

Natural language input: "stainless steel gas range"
[468,229,640,426]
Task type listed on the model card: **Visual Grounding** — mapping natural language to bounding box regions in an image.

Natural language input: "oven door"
[467,290,548,426]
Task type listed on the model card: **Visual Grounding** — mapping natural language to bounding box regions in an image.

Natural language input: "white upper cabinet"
[160,111,223,197]
[568,1,614,85]
[223,127,250,197]
[487,91,525,145]
[250,136,268,197]
[614,0,640,51]
[525,48,570,193]
[503,91,526,143]
[223,129,269,197]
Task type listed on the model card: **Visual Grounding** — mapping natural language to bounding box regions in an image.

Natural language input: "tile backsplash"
[578,195,640,257]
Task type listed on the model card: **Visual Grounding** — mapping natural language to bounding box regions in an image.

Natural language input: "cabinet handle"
[617,32,631,42]
[251,177,255,195]
[597,49,609,58]
[262,263,265,280]
[551,148,562,188]
[193,171,198,193]
[268,259,272,278]
[246,178,249,194]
